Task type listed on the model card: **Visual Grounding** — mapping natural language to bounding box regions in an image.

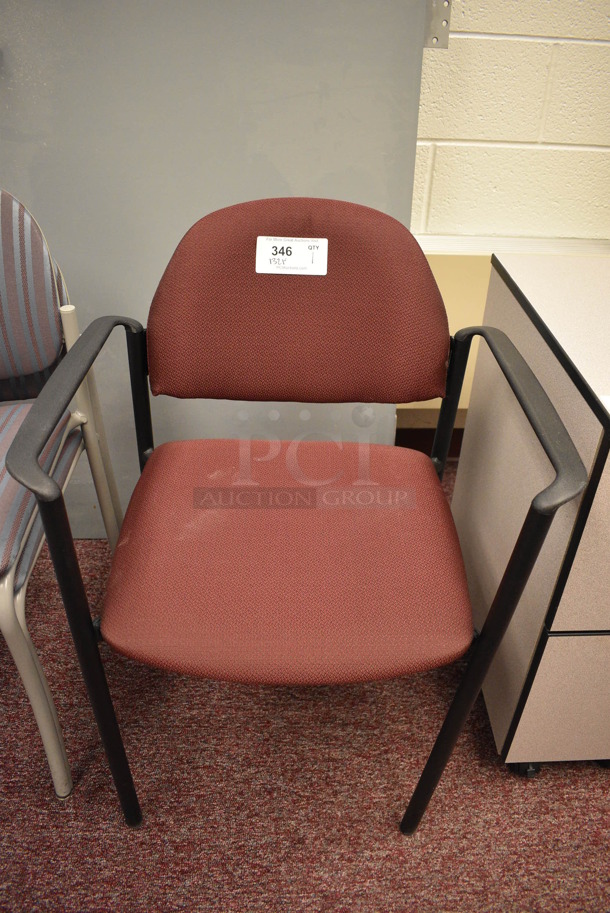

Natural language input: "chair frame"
[0,409,84,798]
[0,207,123,799]
[5,315,587,831]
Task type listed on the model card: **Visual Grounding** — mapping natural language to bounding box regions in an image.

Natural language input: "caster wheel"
[509,762,542,778]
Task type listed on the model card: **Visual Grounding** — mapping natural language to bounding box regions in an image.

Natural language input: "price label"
[256,237,328,275]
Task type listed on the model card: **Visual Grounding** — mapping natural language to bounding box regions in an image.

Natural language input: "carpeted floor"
[0,462,608,912]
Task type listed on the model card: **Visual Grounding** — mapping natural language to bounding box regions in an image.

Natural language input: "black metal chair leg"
[75,628,143,827]
[400,644,488,834]
[39,497,142,827]
[401,506,555,834]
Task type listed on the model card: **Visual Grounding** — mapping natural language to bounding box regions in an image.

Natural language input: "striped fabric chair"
[0,189,122,799]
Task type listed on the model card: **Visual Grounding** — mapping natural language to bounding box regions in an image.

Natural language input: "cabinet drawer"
[551,452,610,632]
[505,634,610,763]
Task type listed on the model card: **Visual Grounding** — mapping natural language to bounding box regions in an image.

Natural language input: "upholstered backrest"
[0,190,64,400]
[147,198,450,404]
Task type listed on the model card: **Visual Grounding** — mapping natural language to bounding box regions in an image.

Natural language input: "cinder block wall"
[412,0,610,240]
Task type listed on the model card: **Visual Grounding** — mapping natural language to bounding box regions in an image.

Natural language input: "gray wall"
[1,1,426,534]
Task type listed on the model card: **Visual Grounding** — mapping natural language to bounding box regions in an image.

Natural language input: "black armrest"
[6,315,143,501]
[432,325,588,515]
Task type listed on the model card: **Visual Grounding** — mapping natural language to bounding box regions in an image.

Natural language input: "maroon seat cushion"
[101,440,473,685]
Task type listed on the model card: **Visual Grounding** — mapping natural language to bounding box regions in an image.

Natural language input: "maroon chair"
[6,198,586,831]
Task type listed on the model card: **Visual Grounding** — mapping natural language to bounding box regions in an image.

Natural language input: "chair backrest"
[0,190,64,400]
[147,198,450,404]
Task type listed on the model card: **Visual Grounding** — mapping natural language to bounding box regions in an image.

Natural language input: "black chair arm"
[433,325,588,515]
[402,328,588,833]
[6,315,143,502]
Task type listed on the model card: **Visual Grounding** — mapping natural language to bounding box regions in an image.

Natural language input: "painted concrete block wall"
[412,0,610,239]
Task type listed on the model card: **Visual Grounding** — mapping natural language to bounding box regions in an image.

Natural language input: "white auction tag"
[256,237,328,275]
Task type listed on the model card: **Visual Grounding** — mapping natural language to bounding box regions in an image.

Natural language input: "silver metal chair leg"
[0,577,72,798]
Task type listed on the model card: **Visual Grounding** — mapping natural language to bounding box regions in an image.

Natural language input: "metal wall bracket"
[425,0,451,48]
